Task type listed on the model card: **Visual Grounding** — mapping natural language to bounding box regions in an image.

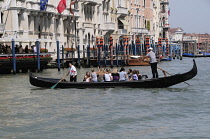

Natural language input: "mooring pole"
[36,40,40,72]
[77,45,80,68]
[116,43,118,67]
[87,45,90,68]
[56,40,60,71]
[97,44,100,67]
[12,39,16,74]
[62,45,64,68]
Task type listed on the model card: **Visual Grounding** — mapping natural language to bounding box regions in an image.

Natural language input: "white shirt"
[119,71,127,81]
[146,51,157,63]
[104,73,112,81]
[69,65,77,76]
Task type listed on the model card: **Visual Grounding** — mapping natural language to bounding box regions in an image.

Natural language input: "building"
[0,0,170,57]
[169,27,184,42]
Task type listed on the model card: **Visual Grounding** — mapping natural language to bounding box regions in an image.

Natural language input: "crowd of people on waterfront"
[0,44,37,54]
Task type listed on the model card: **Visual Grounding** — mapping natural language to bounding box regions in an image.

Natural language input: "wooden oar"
[157,67,190,86]
[51,75,67,89]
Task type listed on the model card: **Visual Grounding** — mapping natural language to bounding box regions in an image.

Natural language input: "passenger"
[119,67,128,81]
[91,69,98,82]
[136,70,142,80]
[104,69,113,82]
[97,67,105,82]
[112,68,119,82]
[83,71,92,82]
[130,70,138,81]
[127,69,132,80]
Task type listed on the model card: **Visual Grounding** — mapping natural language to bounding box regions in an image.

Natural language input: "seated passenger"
[104,69,113,82]
[112,68,119,82]
[130,70,138,81]
[127,69,133,80]
[83,71,92,82]
[97,68,105,82]
[136,70,142,80]
[91,69,98,82]
[119,67,128,81]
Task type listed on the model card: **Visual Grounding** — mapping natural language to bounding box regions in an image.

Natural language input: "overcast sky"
[169,0,210,34]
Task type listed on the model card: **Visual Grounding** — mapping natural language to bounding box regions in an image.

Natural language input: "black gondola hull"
[29,60,197,88]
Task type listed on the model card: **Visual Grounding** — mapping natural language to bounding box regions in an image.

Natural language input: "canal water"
[0,57,210,139]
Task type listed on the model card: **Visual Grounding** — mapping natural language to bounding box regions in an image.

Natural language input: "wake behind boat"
[29,60,197,88]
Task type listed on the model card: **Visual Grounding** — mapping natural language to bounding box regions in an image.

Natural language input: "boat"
[182,52,210,57]
[127,56,150,66]
[160,56,172,61]
[29,60,197,88]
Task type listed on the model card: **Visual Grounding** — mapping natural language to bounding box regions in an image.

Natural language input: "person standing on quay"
[146,47,158,78]
[67,63,77,82]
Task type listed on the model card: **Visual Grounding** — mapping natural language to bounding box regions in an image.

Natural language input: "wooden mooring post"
[36,40,40,72]
[56,40,60,71]
[12,39,16,74]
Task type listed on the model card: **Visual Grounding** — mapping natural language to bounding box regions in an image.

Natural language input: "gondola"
[29,60,197,88]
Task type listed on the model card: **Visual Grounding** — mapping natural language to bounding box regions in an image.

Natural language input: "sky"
[169,0,210,34]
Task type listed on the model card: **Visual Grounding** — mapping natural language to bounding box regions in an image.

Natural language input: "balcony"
[81,0,99,6]
[163,24,170,28]
[117,7,128,17]
[26,1,55,13]
[160,0,169,5]
[132,28,149,34]
[83,22,95,28]
[118,29,127,35]
[103,22,115,31]
[26,1,40,11]
[0,24,5,34]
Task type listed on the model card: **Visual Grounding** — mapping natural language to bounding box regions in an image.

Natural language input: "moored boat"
[29,60,197,88]
[127,56,150,66]
[182,52,210,57]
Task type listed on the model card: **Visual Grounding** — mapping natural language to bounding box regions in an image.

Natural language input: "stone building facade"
[0,0,170,54]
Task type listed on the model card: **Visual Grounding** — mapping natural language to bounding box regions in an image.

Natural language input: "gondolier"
[146,47,158,78]
[67,63,77,82]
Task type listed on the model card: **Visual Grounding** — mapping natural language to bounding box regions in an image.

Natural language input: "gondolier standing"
[146,47,158,78]
[67,63,77,82]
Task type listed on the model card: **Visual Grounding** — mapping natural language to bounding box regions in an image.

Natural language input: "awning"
[118,18,129,26]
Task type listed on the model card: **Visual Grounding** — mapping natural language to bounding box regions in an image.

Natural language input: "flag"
[57,0,67,13]
[1,0,12,12]
[40,0,48,11]
[168,8,170,16]
[70,0,77,16]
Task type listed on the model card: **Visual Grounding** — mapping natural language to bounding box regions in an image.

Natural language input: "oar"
[157,67,190,86]
[51,75,67,89]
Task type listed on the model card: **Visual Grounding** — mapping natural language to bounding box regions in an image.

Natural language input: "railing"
[118,29,127,35]
[103,22,115,30]
[160,0,169,5]
[132,28,149,34]
[83,22,95,28]
[163,24,170,28]
[117,7,128,15]
[80,0,99,5]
